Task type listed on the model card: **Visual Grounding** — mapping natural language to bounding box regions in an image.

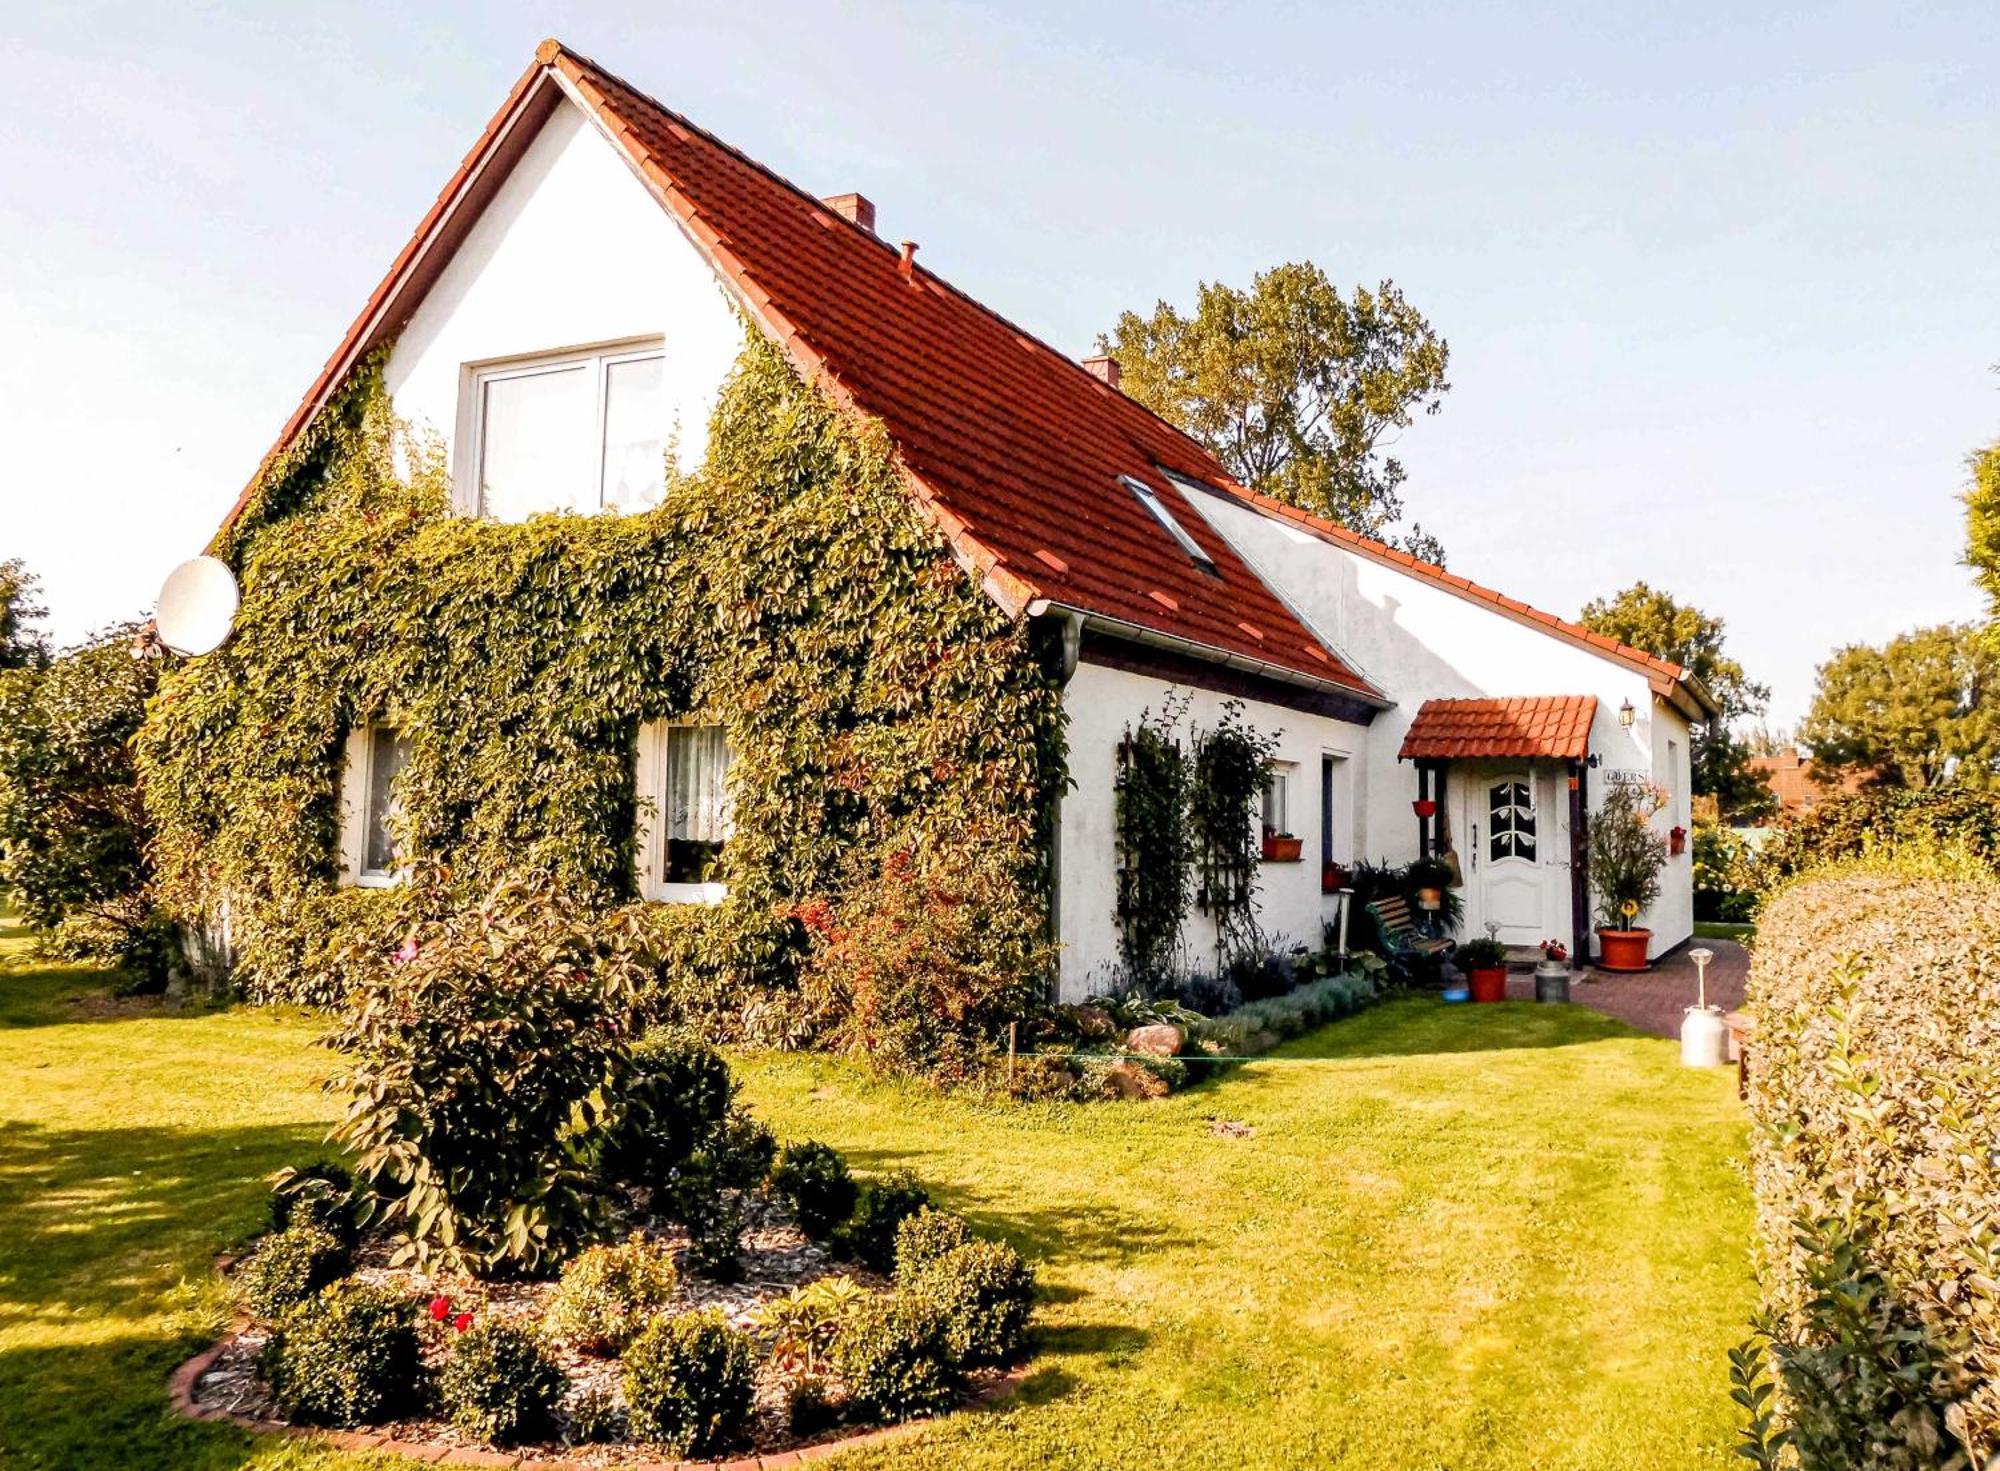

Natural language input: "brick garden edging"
[168,1331,1031,1469]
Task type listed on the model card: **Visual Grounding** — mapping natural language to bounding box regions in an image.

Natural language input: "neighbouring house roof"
[1398,696,1600,762]
[1747,747,1860,814]
[213,40,1383,705]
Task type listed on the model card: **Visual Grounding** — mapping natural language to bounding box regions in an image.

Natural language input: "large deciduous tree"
[1578,582,1773,819]
[1967,434,2000,629]
[1799,624,2000,790]
[0,623,167,983]
[0,558,49,671]
[1101,262,1451,562]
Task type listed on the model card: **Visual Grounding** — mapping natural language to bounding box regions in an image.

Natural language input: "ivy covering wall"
[137,330,1068,1074]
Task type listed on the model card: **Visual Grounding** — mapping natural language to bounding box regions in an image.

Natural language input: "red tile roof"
[1398,696,1599,762]
[214,41,1382,703]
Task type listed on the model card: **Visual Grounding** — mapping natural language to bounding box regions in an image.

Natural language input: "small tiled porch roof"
[1398,696,1599,762]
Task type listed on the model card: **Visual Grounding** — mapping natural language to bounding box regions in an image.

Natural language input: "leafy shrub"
[241,1225,350,1320]
[1753,786,2000,894]
[1692,820,1759,922]
[902,1240,1035,1366]
[325,873,661,1275]
[832,1295,963,1422]
[437,1320,567,1446]
[261,1281,421,1426]
[622,1309,755,1457]
[667,1164,746,1281]
[1587,782,1668,927]
[837,1171,931,1272]
[754,1274,872,1375]
[1194,973,1375,1057]
[600,1031,735,1186]
[786,1375,839,1436]
[1454,937,1507,970]
[699,1106,777,1191]
[770,1141,856,1240]
[544,1233,678,1355]
[562,1383,621,1444]
[1173,971,1242,1017]
[269,1161,360,1245]
[1740,872,2000,1466]
[893,1207,974,1278]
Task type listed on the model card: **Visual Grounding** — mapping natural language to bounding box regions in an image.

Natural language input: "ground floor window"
[636,721,733,902]
[339,724,410,887]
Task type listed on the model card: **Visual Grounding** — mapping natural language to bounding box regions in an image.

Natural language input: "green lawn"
[1694,920,1755,942]
[0,923,1752,1470]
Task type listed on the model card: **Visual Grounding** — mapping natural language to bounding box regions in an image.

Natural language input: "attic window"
[1120,476,1216,573]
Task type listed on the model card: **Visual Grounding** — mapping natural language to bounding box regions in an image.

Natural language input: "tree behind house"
[1799,623,2000,790]
[0,558,49,671]
[1101,261,1451,563]
[1578,582,1773,820]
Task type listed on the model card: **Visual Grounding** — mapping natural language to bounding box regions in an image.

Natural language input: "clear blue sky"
[5,0,1996,727]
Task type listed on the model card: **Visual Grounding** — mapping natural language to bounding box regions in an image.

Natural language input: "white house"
[209,40,1717,1004]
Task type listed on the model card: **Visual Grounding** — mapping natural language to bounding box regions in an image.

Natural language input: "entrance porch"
[1398,695,1599,961]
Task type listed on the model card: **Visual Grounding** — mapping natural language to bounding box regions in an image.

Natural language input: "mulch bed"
[176,1193,1027,1468]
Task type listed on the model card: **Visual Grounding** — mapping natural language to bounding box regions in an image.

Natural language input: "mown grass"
[1694,920,1756,942]
[0,920,1752,1470]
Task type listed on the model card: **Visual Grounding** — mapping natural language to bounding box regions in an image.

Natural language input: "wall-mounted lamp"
[1618,698,1636,729]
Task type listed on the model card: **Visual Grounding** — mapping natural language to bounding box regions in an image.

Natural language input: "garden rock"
[1125,1024,1184,1058]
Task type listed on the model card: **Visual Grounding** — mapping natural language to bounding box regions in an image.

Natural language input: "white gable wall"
[1185,488,1695,956]
[1057,660,1372,1001]
[384,102,743,496]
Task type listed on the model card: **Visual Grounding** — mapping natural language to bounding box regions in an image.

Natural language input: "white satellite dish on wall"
[155,556,241,657]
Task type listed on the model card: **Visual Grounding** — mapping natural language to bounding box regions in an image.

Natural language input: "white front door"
[1468,766,1549,947]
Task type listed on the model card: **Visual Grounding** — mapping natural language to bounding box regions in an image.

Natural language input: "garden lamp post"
[1681,946,1728,1067]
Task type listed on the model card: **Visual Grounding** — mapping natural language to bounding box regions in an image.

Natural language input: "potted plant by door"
[1535,939,1571,1003]
[1587,782,1669,973]
[1457,936,1509,1003]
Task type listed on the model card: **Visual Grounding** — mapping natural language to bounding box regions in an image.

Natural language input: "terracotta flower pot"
[1468,966,1508,1003]
[1261,833,1303,862]
[1596,927,1651,972]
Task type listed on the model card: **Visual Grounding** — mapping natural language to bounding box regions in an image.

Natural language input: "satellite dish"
[155,556,240,657]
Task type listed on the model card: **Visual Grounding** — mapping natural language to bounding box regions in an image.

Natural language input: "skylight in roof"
[1121,475,1216,572]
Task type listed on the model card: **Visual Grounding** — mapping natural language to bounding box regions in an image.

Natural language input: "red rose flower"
[454,1312,474,1333]
[429,1295,451,1321]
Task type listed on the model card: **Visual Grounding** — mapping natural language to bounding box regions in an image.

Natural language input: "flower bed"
[187,1175,1033,1464]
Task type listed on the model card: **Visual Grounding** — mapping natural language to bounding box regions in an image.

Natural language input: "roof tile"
[1398,696,1599,762]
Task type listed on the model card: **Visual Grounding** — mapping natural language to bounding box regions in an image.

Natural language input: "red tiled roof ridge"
[1170,466,1718,712]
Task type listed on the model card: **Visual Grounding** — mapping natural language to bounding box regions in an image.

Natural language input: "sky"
[3,0,1996,728]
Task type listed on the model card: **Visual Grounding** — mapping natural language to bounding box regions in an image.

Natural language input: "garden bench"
[1364,895,1455,980]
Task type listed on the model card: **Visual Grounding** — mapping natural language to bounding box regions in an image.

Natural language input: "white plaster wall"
[1185,488,1697,955]
[1056,659,1370,1001]
[384,102,744,498]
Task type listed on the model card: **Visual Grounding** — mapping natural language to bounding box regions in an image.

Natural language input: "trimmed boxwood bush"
[903,1240,1035,1366]
[622,1309,755,1457]
[837,1170,930,1271]
[832,1295,963,1423]
[269,1161,360,1245]
[668,1164,746,1281]
[544,1233,679,1354]
[893,1206,974,1278]
[261,1281,421,1426]
[240,1224,350,1320]
[1740,872,2000,1467]
[770,1140,856,1240]
[437,1320,567,1446]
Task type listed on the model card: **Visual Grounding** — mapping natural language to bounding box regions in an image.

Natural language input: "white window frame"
[337,723,408,888]
[1263,762,1295,836]
[634,720,733,906]
[457,337,666,517]
[1119,475,1216,570]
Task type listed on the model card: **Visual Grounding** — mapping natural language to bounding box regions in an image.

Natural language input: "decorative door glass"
[1488,779,1536,863]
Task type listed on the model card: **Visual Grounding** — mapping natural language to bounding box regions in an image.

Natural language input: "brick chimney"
[821,192,876,234]
[1081,354,1121,389]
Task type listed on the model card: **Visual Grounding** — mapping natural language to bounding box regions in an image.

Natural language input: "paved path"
[1502,939,1748,1038]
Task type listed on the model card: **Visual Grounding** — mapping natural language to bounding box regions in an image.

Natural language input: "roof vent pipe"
[898,240,919,280]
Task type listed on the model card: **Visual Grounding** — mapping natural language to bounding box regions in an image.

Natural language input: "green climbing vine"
[1113,696,1192,991]
[1190,701,1280,970]
[137,325,1069,1077]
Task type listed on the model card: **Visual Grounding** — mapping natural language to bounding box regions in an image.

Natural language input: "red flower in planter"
[454,1312,474,1333]
[429,1295,452,1322]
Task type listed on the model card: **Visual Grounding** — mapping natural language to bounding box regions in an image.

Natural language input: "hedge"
[1741,872,2000,1467]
